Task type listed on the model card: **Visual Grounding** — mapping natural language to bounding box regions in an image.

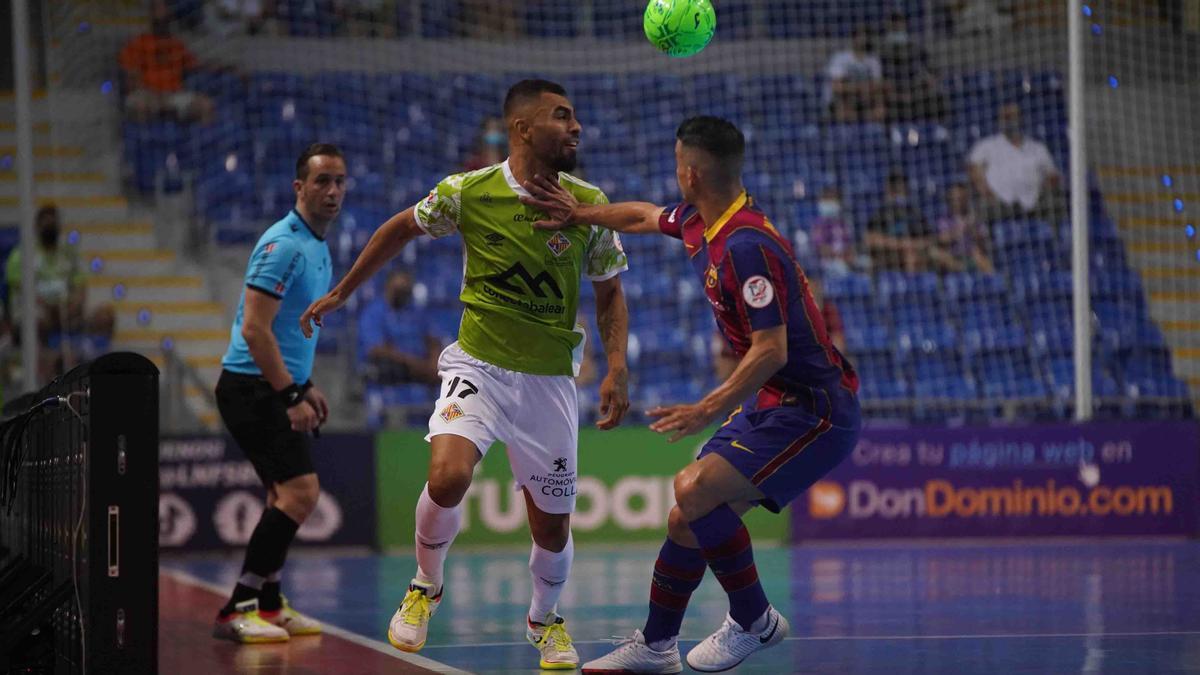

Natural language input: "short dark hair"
[35,204,59,224]
[675,116,745,176]
[503,79,567,118]
[295,143,344,180]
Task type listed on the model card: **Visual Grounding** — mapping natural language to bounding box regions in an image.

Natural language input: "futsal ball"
[644,0,716,58]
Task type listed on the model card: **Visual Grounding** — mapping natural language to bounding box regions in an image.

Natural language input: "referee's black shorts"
[215,369,315,486]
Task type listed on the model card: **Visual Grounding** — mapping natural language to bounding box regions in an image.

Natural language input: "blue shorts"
[699,397,860,513]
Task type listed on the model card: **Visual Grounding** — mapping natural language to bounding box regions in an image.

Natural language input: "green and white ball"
[644,0,716,58]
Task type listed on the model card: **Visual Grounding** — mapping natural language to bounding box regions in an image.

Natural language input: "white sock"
[528,533,574,624]
[413,483,463,595]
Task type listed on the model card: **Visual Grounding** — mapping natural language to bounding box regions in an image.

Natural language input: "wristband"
[278,382,311,408]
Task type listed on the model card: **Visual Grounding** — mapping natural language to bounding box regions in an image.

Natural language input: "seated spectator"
[463,116,507,171]
[4,205,105,380]
[968,102,1063,220]
[118,2,214,124]
[880,12,946,121]
[357,270,440,385]
[866,169,934,273]
[204,0,267,37]
[935,183,994,274]
[824,25,886,123]
[810,185,859,278]
[954,0,1012,35]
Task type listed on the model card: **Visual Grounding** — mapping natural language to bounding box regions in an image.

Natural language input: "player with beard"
[300,79,631,669]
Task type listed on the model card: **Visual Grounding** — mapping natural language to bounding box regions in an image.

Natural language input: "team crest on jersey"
[705,264,718,288]
[546,232,572,257]
[439,402,465,423]
[742,275,774,308]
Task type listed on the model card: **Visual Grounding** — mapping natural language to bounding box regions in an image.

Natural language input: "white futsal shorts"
[426,342,579,514]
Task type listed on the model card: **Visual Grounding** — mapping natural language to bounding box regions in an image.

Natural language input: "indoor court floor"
[161,539,1200,673]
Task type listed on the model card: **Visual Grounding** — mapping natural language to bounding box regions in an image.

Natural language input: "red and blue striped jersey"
[659,192,859,402]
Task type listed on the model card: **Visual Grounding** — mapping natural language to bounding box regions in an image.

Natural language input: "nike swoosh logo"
[419,540,449,550]
[538,576,565,587]
[731,440,754,455]
[759,615,779,644]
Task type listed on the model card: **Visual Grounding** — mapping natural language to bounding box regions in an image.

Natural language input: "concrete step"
[0,173,118,198]
[87,274,209,305]
[114,301,227,332]
[1158,320,1200,349]
[71,222,156,250]
[115,328,228,359]
[0,195,132,223]
[84,248,177,276]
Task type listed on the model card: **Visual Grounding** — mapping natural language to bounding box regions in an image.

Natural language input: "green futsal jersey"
[413,160,628,376]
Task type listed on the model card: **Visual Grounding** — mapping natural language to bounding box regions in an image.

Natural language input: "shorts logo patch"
[742,275,774,308]
[546,232,572,257]
[439,402,465,423]
[553,457,568,472]
[274,282,286,294]
[264,242,276,254]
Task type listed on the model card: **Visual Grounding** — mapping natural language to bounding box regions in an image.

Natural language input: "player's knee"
[427,461,473,507]
[530,515,570,552]
[673,470,707,521]
[667,506,693,542]
[277,477,320,522]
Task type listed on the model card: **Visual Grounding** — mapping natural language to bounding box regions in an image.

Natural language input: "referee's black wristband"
[278,382,311,408]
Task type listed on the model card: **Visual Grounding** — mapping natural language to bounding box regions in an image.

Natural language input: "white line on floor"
[160,567,472,675]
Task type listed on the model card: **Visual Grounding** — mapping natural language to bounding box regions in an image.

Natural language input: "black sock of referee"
[220,507,300,616]
[259,572,283,612]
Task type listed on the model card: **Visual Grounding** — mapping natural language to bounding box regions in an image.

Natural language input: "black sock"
[220,583,261,616]
[259,580,282,612]
[220,508,300,615]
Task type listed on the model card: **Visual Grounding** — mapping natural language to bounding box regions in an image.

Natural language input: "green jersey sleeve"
[413,173,465,238]
[582,192,629,281]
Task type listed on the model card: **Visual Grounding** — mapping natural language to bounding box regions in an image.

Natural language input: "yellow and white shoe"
[212,599,290,644]
[260,595,322,636]
[526,612,579,670]
[387,580,442,652]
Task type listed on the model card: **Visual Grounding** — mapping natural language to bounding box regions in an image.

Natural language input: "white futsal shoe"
[212,599,290,644]
[581,630,682,674]
[260,595,322,636]
[526,612,580,670]
[685,606,789,672]
[387,579,442,652]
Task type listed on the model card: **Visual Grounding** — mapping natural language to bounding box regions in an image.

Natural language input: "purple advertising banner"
[159,433,376,551]
[793,422,1200,540]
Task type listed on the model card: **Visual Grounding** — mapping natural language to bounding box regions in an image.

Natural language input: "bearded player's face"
[528,93,581,173]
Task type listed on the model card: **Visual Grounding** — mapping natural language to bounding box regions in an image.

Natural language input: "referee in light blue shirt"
[211,143,343,643]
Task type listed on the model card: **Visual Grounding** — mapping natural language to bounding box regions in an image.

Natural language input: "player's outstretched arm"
[300,206,424,337]
[520,174,663,235]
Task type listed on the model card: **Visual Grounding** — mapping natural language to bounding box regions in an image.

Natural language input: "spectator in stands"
[880,12,946,121]
[118,2,214,124]
[935,183,994,274]
[968,102,1062,221]
[809,184,859,278]
[941,0,1013,36]
[866,169,934,273]
[4,205,87,380]
[357,269,440,386]
[340,0,394,37]
[463,116,507,171]
[825,25,886,123]
[204,0,268,37]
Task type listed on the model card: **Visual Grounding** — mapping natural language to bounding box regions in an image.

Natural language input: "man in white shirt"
[968,103,1062,220]
[825,26,886,123]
